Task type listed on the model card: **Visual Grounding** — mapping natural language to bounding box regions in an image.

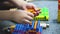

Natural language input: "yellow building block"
[34,21,38,29]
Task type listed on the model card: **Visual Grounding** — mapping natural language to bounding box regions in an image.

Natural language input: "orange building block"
[27,8,40,16]
[34,21,38,29]
[27,8,36,14]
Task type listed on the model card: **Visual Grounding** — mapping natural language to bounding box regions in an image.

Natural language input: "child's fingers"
[32,5,37,11]
[23,19,32,25]
[25,16,33,21]
[27,12,34,17]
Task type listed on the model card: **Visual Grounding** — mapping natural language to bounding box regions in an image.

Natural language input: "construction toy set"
[12,20,42,34]
[3,7,49,34]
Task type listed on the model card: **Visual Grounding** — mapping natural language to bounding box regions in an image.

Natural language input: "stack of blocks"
[12,20,42,34]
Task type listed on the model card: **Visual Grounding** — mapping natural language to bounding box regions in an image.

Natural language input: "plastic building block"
[33,7,49,21]
[26,20,42,34]
[30,20,35,30]
[27,7,40,16]
[12,24,27,34]
[34,21,38,29]
[3,21,42,34]
[12,20,42,34]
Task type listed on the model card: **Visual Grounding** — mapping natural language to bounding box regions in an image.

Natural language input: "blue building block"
[12,24,26,34]
[30,20,35,30]
[39,26,42,32]
[36,20,42,32]
[37,20,40,28]
[12,20,42,34]
[14,24,26,31]
[36,20,40,32]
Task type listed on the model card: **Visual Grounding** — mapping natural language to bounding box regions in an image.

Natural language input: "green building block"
[33,7,49,21]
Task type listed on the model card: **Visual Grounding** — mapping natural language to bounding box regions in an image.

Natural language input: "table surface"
[31,1,59,34]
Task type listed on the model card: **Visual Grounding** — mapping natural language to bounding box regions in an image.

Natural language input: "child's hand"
[21,3,37,10]
[10,0,37,10]
[11,10,34,24]
[20,3,40,16]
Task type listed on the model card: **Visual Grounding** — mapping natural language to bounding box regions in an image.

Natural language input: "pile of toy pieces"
[3,7,49,34]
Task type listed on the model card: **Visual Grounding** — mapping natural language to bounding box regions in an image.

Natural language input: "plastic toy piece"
[11,20,42,34]
[31,20,42,34]
[27,7,40,16]
[33,7,49,21]
[12,24,26,34]
[46,24,49,27]
[3,20,42,34]
[31,20,35,29]
[25,20,42,34]
[34,21,38,29]
[40,22,49,29]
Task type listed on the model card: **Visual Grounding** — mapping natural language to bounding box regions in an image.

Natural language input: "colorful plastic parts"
[12,24,26,34]
[27,8,40,16]
[34,7,49,21]
[12,20,42,34]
